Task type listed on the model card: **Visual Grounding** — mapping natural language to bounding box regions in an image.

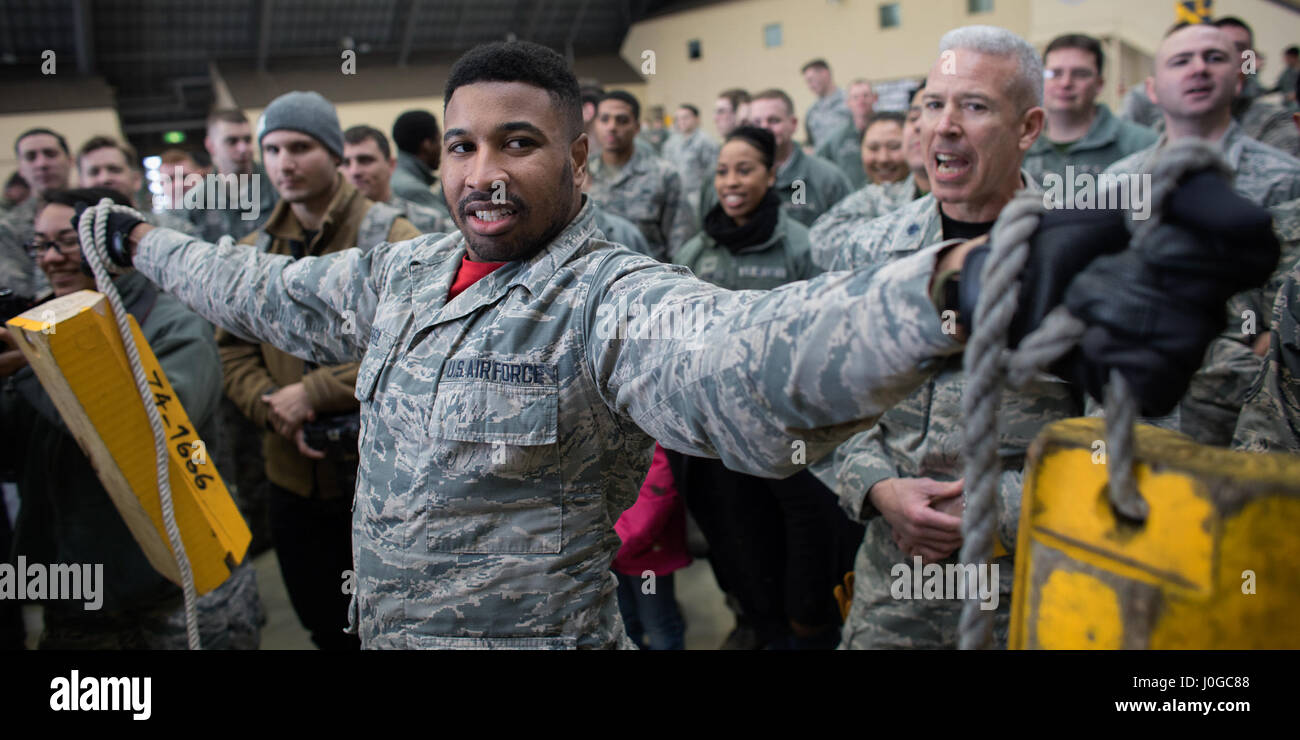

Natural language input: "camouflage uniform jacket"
[593,205,653,258]
[809,175,920,271]
[1238,97,1300,157]
[805,88,853,148]
[131,196,964,649]
[1106,123,1300,445]
[0,198,48,300]
[387,193,455,235]
[814,120,867,190]
[815,176,1082,649]
[1023,104,1159,186]
[1232,261,1300,454]
[391,152,443,211]
[171,165,278,244]
[217,175,420,499]
[673,210,820,291]
[661,129,720,213]
[587,145,698,261]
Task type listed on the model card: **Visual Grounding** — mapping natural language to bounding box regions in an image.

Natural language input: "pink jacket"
[613,444,692,577]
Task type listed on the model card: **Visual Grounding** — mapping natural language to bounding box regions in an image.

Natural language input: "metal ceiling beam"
[565,0,591,64]
[398,0,421,66]
[257,0,275,73]
[72,0,95,76]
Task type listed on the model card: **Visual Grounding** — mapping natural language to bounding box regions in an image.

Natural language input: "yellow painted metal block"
[7,290,250,595]
[1010,418,1300,649]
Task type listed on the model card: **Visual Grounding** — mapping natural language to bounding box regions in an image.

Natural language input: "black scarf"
[703,189,781,253]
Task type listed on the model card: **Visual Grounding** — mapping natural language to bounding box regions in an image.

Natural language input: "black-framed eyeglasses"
[24,234,81,259]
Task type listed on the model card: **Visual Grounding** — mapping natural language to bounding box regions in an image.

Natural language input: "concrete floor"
[252,548,735,650]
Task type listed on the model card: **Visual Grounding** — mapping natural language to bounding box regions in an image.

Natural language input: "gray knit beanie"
[256,90,344,159]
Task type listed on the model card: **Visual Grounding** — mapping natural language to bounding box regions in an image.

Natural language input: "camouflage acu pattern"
[637,128,671,157]
[1023,104,1158,186]
[391,151,443,211]
[1107,124,1300,445]
[387,194,455,235]
[593,205,653,258]
[0,198,49,299]
[171,166,278,244]
[823,173,1077,649]
[809,175,919,271]
[1119,87,1164,131]
[673,211,820,291]
[1239,98,1300,157]
[132,196,964,649]
[814,121,867,190]
[839,518,1013,649]
[818,172,1038,274]
[805,87,853,148]
[1104,122,1300,208]
[661,129,720,215]
[38,562,262,650]
[1233,263,1300,454]
[587,145,698,261]
[701,147,854,229]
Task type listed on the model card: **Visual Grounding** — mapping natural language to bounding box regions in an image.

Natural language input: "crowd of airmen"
[0,13,1297,650]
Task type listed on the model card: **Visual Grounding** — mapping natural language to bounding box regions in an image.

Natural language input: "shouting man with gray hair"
[821,25,1094,650]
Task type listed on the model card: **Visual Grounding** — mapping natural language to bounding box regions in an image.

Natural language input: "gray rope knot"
[956,137,1234,649]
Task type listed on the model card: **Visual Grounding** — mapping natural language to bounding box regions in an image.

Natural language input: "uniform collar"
[776,146,806,185]
[1144,120,1244,171]
[407,196,598,332]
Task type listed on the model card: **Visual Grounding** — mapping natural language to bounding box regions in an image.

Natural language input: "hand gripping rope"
[956,139,1232,650]
[78,200,201,649]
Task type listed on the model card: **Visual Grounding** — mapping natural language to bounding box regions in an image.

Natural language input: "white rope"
[78,199,201,649]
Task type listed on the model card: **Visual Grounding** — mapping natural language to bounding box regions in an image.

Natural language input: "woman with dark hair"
[668,127,859,649]
[673,126,818,289]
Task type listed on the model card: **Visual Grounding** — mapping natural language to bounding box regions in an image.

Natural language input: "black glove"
[71,201,144,268]
[958,206,1132,344]
[1061,171,1279,416]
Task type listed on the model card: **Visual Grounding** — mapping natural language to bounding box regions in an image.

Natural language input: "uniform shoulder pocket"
[354,329,399,402]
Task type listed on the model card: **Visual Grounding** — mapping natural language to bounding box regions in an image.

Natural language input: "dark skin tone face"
[443,81,588,262]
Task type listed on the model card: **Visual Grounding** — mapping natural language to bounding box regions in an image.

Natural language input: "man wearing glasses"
[1022,34,1158,186]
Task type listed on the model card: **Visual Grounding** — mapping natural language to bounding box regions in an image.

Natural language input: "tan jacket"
[218,174,421,498]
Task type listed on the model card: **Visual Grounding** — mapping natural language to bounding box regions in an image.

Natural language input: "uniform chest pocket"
[426,368,562,554]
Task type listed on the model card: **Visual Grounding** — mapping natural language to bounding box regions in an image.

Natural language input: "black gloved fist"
[958,206,1131,344]
[71,200,144,268]
[1060,170,1279,416]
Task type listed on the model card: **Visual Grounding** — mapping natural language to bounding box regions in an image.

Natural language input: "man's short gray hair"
[938,25,1043,111]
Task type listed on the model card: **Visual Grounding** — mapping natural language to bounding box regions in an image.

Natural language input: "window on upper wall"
[880,3,901,29]
[968,0,994,13]
[688,39,701,60]
[764,23,782,48]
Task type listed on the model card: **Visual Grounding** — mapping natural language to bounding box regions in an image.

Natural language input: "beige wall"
[622,0,1031,140]
[623,0,1298,139]
[0,108,124,189]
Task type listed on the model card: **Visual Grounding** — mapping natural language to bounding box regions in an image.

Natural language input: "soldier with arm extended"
[87,41,1269,649]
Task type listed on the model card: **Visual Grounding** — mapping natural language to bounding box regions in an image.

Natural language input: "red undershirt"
[448,255,507,302]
